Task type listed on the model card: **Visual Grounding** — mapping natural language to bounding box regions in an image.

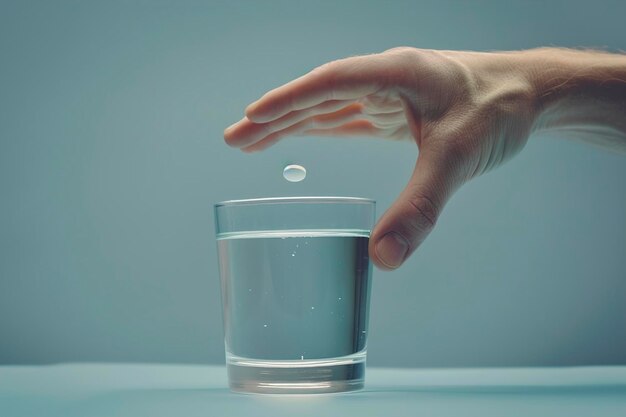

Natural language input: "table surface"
[1,364,625,417]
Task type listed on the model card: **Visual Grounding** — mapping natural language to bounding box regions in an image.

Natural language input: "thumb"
[369,149,462,270]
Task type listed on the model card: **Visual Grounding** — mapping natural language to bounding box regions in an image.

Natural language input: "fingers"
[368,147,464,270]
[239,104,367,152]
[225,103,406,150]
[225,100,358,148]
[367,110,405,128]
[245,54,385,123]
[302,120,378,137]
[360,95,405,115]
[240,119,310,153]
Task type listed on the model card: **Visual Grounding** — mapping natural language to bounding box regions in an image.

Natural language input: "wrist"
[520,47,626,135]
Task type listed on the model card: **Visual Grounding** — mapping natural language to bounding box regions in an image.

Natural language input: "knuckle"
[318,60,338,73]
[383,46,415,56]
[312,60,332,74]
[317,59,345,79]
[406,194,439,231]
[380,47,420,85]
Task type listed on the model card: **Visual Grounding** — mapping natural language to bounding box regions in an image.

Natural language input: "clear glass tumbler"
[215,197,375,394]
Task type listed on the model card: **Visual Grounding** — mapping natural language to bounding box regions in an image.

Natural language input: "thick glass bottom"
[226,352,366,394]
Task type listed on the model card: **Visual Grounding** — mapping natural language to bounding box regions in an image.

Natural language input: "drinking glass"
[215,197,375,394]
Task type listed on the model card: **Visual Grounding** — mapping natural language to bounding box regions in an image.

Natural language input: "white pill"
[283,164,306,182]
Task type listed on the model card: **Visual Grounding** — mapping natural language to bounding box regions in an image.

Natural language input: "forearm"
[524,47,626,152]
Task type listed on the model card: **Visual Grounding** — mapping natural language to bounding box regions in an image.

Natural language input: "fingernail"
[375,232,409,269]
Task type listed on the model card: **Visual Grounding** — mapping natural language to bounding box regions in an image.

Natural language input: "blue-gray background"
[1,0,625,367]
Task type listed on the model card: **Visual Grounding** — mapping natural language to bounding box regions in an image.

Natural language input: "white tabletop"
[1,364,625,417]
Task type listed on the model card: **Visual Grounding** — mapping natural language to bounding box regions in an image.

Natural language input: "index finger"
[245,54,386,123]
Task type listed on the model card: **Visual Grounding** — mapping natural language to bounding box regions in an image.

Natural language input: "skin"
[224,47,626,270]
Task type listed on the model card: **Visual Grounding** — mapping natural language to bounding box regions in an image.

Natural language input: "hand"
[224,47,540,270]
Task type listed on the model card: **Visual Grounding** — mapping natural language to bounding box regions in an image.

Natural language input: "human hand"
[224,47,540,270]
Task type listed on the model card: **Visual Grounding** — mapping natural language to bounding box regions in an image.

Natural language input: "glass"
[215,197,375,394]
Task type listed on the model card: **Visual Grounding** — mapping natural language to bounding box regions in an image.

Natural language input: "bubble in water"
[283,164,306,182]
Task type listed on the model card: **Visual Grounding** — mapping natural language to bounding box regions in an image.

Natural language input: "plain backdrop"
[1,0,625,367]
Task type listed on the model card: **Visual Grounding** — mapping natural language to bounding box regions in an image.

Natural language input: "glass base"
[226,352,366,394]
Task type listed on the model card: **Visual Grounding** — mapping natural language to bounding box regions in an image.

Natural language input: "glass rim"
[215,196,375,208]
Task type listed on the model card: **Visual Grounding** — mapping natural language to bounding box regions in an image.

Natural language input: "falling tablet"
[283,164,306,182]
